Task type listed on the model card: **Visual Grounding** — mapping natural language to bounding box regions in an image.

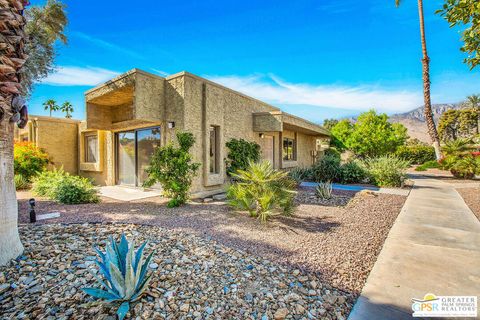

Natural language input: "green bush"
[341,160,369,184]
[288,167,313,184]
[32,168,99,204]
[14,174,30,190]
[143,131,200,207]
[395,144,436,165]
[415,160,440,171]
[324,148,341,160]
[227,161,296,222]
[441,155,480,179]
[225,138,260,176]
[362,156,410,187]
[311,155,342,182]
[14,142,50,181]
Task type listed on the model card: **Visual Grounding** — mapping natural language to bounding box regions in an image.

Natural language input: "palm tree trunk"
[0,0,27,265]
[417,0,442,160]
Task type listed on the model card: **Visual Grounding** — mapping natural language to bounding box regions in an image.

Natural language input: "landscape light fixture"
[29,198,36,223]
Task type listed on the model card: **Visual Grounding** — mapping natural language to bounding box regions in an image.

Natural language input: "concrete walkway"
[349,175,480,319]
[99,186,162,201]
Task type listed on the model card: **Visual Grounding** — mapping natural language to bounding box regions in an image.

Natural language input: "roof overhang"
[253,111,330,137]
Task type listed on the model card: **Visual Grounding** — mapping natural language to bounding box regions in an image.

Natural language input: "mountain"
[390,103,462,142]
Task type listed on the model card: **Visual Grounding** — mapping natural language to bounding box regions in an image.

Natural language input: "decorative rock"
[179,303,190,312]
[0,283,10,295]
[274,308,289,320]
[149,263,159,269]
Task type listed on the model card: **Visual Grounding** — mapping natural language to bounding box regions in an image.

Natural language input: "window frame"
[84,133,98,164]
[209,125,220,174]
[282,137,296,161]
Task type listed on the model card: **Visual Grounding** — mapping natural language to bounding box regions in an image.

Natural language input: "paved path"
[300,182,410,196]
[348,175,480,319]
[99,186,162,201]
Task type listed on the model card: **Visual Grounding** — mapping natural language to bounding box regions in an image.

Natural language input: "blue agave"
[82,233,154,320]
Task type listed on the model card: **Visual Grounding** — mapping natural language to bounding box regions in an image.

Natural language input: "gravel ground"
[17,188,406,299]
[0,224,352,320]
[456,187,480,221]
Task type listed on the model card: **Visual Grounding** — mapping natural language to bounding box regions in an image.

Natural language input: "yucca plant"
[82,234,154,320]
[227,160,297,222]
[315,181,333,200]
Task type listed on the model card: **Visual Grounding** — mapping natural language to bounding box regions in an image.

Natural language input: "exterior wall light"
[259,133,265,138]
[167,121,175,129]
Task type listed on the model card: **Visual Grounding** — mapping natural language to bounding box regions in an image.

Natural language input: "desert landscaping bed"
[456,187,480,221]
[1,224,352,320]
[17,188,406,299]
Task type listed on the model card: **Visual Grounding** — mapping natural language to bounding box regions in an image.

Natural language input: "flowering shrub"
[14,142,50,181]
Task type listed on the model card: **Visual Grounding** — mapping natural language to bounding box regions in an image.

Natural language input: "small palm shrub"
[83,234,154,320]
[311,155,342,182]
[225,138,260,176]
[143,131,200,207]
[315,181,333,199]
[442,138,474,157]
[32,168,99,204]
[14,174,30,190]
[227,161,297,222]
[14,142,50,181]
[363,156,410,187]
[448,156,479,179]
[340,160,368,184]
[288,167,312,184]
[395,144,436,165]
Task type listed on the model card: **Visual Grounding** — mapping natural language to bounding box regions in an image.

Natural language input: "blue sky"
[29,0,479,123]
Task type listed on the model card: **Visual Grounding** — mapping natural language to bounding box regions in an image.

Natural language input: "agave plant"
[315,181,333,200]
[82,234,154,320]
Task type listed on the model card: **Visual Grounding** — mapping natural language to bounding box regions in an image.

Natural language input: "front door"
[261,135,275,166]
[116,127,161,187]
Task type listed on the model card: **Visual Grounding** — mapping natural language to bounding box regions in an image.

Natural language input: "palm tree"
[466,94,480,134]
[61,101,74,118]
[396,0,442,160]
[43,99,59,117]
[0,0,28,265]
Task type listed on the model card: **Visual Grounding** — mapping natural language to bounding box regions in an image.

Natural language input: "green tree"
[437,0,480,69]
[329,119,353,151]
[61,101,74,118]
[43,99,59,116]
[395,0,442,159]
[438,109,478,141]
[322,118,339,130]
[21,0,68,96]
[465,94,480,134]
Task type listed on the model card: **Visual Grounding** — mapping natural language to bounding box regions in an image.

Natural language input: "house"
[14,115,80,174]
[19,69,330,197]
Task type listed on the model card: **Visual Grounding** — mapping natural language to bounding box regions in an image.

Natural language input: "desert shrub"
[395,144,436,165]
[449,156,479,179]
[225,138,260,176]
[415,160,440,171]
[227,161,296,222]
[143,131,200,207]
[315,181,333,199]
[288,167,313,184]
[83,234,153,320]
[32,168,99,204]
[363,156,410,187]
[14,174,30,190]
[340,160,369,184]
[54,175,100,204]
[14,142,50,181]
[324,148,341,160]
[442,138,474,157]
[311,155,342,182]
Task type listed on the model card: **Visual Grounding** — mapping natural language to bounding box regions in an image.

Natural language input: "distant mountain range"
[390,103,463,142]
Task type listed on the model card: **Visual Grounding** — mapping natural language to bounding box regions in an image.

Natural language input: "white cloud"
[205,74,423,113]
[42,66,120,86]
[151,68,169,77]
[73,32,144,59]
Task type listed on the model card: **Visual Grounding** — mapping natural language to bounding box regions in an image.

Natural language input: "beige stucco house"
[18,69,330,197]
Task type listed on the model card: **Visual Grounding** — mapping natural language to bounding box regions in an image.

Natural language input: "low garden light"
[29,198,36,223]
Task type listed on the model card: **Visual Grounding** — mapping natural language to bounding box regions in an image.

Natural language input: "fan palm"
[395,0,442,160]
[43,99,59,116]
[61,101,73,118]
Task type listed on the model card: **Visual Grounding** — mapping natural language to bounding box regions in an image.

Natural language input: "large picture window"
[85,134,98,163]
[283,137,296,161]
[209,126,220,173]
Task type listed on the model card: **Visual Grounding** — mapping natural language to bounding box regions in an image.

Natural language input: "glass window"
[209,126,220,173]
[85,134,98,163]
[283,137,296,161]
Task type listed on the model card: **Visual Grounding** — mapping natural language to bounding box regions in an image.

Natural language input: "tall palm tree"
[43,99,59,117]
[0,0,29,265]
[61,101,73,118]
[396,0,442,159]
